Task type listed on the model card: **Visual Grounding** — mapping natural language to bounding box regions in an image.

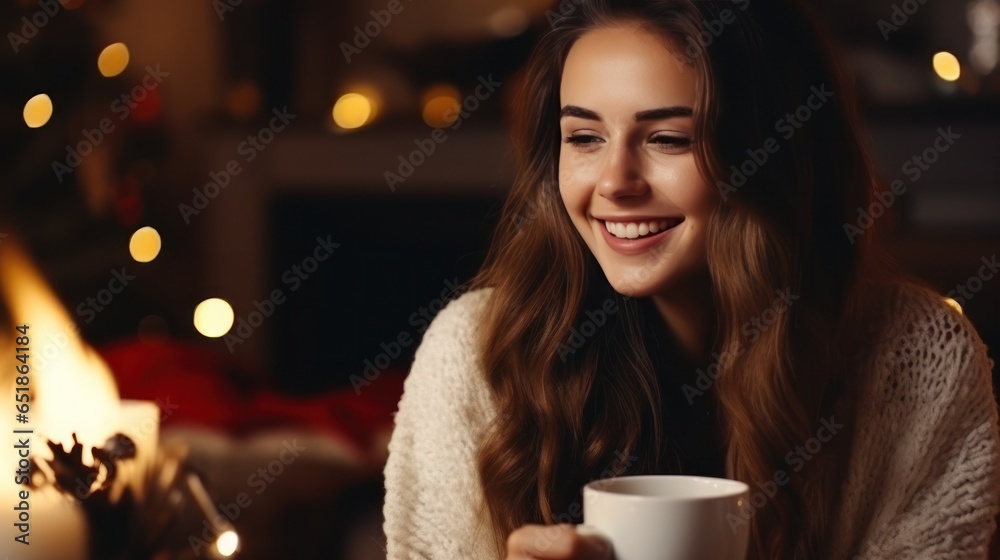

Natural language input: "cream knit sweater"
[382,285,1000,559]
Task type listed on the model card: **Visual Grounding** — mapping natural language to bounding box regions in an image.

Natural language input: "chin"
[598,256,707,298]
[603,267,673,298]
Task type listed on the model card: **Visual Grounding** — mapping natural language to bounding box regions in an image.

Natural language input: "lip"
[597,217,682,256]
[594,215,683,222]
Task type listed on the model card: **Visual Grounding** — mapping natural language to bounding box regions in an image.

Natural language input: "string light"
[98,42,130,77]
[193,299,234,338]
[129,226,161,263]
[215,530,240,557]
[332,93,373,129]
[23,94,53,128]
[421,84,461,128]
[932,51,961,81]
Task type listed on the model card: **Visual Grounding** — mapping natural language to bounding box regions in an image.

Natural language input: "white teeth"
[603,219,679,239]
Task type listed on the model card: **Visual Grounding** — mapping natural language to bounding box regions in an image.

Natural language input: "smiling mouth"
[602,218,684,240]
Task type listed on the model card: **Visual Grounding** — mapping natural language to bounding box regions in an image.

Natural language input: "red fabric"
[96,340,407,465]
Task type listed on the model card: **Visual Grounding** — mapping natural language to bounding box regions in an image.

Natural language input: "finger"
[507,524,550,559]
[507,524,611,559]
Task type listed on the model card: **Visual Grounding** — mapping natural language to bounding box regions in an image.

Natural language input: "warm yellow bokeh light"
[193,298,234,338]
[421,84,461,128]
[129,226,162,263]
[332,93,373,129]
[215,530,240,557]
[23,94,53,128]
[97,42,130,77]
[489,7,529,37]
[943,296,963,314]
[933,51,961,81]
[423,96,461,128]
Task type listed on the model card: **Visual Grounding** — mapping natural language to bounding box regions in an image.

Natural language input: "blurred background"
[0,0,998,558]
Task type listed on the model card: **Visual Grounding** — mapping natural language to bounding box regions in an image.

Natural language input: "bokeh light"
[215,530,240,557]
[23,94,53,128]
[421,84,461,128]
[332,93,373,129]
[943,296,963,314]
[98,42,130,77]
[193,298,234,338]
[933,51,961,81]
[129,226,162,263]
[489,7,529,37]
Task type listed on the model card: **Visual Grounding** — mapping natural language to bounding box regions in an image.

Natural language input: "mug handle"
[574,524,614,558]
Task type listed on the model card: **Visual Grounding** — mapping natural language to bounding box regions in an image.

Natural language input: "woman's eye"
[563,135,602,146]
[650,136,692,150]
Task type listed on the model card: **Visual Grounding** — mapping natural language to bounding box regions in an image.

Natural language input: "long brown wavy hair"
[467,0,905,558]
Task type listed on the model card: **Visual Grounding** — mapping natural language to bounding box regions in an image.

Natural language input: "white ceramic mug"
[576,475,750,560]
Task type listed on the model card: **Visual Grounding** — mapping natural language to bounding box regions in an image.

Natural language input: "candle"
[0,240,160,557]
[115,400,161,501]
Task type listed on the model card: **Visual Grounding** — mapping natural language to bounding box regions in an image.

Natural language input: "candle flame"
[0,238,120,466]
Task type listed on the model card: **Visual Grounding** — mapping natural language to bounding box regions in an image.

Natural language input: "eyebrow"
[559,105,693,122]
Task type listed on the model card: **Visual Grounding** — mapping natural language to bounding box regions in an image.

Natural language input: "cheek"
[558,147,594,186]
[558,159,590,215]
[653,160,714,217]
[558,182,586,230]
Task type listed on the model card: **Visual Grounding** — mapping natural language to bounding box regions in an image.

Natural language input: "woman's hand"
[505,523,612,559]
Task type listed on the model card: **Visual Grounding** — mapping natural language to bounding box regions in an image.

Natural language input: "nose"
[594,140,648,200]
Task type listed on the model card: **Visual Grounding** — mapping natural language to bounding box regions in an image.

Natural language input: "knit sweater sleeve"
[382,288,499,560]
[837,287,1000,560]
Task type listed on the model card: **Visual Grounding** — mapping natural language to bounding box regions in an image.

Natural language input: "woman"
[382,0,1000,558]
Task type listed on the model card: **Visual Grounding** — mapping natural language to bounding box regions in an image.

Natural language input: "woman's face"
[558,23,715,297]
